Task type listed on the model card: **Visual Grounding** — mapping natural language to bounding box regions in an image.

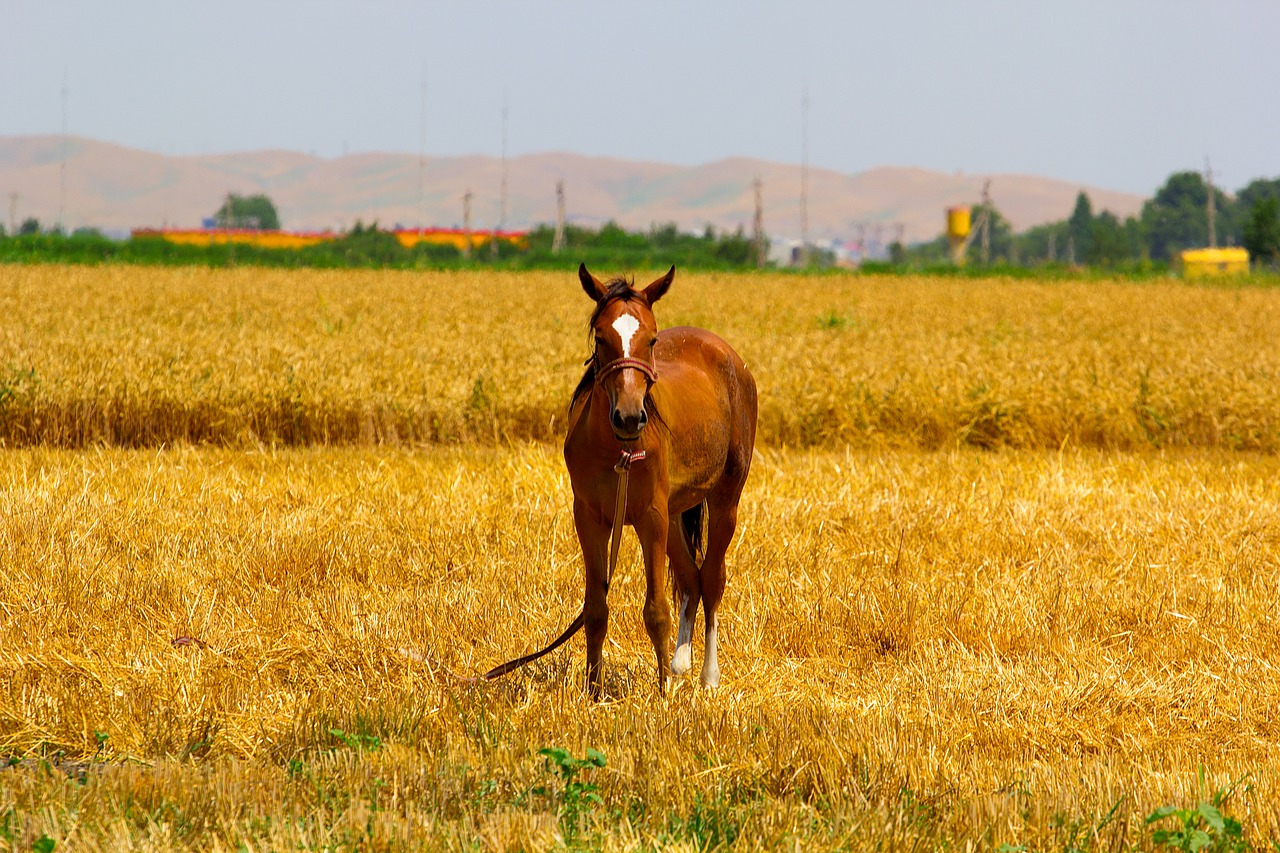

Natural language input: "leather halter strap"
[477,446,646,681]
[595,356,657,385]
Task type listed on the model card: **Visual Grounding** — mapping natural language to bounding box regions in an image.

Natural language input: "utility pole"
[1047,231,1056,263]
[552,179,566,254]
[799,84,810,267]
[59,68,68,232]
[417,77,427,236]
[462,189,473,259]
[979,180,992,265]
[7,192,17,235]
[751,176,765,267]
[1205,156,1217,248]
[491,99,508,260]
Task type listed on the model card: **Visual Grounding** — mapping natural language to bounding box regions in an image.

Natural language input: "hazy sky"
[4,0,1276,195]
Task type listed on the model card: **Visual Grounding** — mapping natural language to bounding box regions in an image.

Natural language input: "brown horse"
[566,263,757,696]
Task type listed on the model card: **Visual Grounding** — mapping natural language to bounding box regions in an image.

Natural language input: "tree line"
[899,171,1280,269]
[4,173,1279,273]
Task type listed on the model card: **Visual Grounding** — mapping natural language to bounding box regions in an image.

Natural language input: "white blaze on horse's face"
[612,313,641,357]
[597,302,652,441]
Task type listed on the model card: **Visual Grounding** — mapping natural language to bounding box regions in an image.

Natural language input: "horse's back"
[656,325,755,412]
[653,326,756,507]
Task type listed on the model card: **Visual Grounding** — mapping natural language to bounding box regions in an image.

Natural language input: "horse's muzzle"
[610,406,648,441]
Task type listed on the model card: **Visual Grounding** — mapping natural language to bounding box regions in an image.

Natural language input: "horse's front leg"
[573,497,611,700]
[636,504,673,694]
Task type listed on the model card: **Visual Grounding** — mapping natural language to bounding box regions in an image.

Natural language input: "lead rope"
[477,448,644,680]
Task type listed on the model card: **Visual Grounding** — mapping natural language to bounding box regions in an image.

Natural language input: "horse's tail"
[680,501,707,566]
[479,611,585,680]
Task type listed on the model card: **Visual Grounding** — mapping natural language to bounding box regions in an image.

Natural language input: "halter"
[594,355,657,386]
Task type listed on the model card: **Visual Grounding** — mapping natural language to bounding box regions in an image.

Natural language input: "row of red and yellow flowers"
[131,227,529,251]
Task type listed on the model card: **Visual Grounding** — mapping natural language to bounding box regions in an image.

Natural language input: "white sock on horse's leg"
[671,592,696,675]
[700,612,720,688]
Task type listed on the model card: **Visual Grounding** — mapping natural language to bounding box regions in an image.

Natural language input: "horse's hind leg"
[699,498,741,689]
[667,516,701,677]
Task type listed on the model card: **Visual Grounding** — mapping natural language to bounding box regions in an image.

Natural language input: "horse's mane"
[568,277,664,430]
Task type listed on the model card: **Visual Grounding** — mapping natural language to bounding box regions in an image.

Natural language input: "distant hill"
[0,135,1145,244]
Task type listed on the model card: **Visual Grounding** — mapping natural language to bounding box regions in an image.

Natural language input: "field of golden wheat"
[2,265,1280,851]
[3,265,1280,451]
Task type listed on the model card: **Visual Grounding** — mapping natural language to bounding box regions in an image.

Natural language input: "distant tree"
[648,222,680,249]
[888,240,907,265]
[1242,196,1280,267]
[1235,177,1280,211]
[713,226,753,266]
[1140,171,1231,261]
[1089,211,1130,266]
[1123,215,1148,262]
[1068,192,1094,263]
[1232,178,1280,248]
[596,220,646,250]
[965,202,1014,264]
[19,217,41,235]
[213,193,280,230]
[334,220,405,265]
[1017,220,1069,265]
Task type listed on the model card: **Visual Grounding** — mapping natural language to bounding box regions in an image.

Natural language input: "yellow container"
[1180,247,1249,277]
[946,206,971,240]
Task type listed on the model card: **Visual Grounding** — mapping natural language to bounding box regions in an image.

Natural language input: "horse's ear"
[578,263,607,301]
[643,265,675,305]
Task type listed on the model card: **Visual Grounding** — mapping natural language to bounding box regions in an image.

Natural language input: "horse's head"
[579,262,674,442]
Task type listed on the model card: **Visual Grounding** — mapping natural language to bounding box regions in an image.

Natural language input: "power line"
[463,188,473,259]
[417,77,427,235]
[799,83,810,268]
[491,98,508,259]
[59,68,68,232]
[752,176,765,268]
[552,179,566,254]
[979,180,991,265]
[1203,154,1213,247]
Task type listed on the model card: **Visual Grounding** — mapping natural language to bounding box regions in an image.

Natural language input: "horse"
[564,263,757,697]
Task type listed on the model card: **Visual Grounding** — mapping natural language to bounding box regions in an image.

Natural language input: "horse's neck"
[571,386,663,461]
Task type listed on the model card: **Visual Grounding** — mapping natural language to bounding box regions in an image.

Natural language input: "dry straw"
[0,266,1278,848]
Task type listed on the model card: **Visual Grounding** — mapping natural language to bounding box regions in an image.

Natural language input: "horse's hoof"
[670,645,692,676]
[700,668,720,689]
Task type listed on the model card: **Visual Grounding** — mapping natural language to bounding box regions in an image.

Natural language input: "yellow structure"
[1179,247,1250,278]
[393,229,528,251]
[945,206,971,265]
[132,228,336,249]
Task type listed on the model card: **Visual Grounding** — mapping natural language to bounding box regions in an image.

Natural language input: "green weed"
[531,746,607,845]
[1147,774,1250,853]
[327,728,382,752]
